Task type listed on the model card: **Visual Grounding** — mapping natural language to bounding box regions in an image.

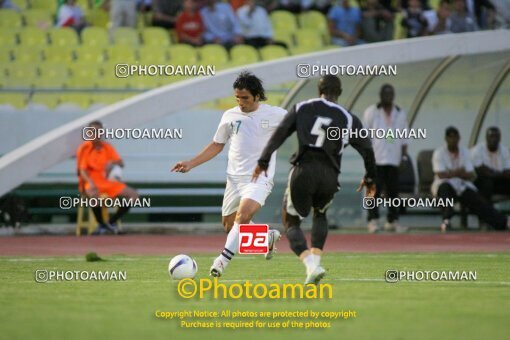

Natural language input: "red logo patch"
[239,224,269,254]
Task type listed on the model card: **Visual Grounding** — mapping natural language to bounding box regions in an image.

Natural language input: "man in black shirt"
[252,75,377,285]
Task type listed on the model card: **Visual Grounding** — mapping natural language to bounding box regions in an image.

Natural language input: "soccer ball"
[107,164,123,181]
[168,254,198,280]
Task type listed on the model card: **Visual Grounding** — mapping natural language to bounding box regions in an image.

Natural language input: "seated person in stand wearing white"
[471,127,510,203]
[432,126,509,232]
[57,0,87,33]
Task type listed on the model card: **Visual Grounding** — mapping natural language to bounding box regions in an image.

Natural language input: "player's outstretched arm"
[171,142,225,173]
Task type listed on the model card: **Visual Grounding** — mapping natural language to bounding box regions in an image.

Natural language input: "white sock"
[303,254,316,275]
[313,254,321,267]
[221,222,239,265]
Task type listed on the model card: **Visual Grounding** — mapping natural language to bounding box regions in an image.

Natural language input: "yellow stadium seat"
[0,48,13,63]
[30,0,57,12]
[90,93,128,105]
[0,29,19,45]
[74,45,106,62]
[97,76,130,89]
[23,9,54,28]
[86,8,109,28]
[33,77,67,89]
[30,93,61,108]
[259,45,289,61]
[198,44,229,69]
[138,46,168,64]
[270,10,298,32]
[59,93,92,108]
[128,76,160,90]
[69,62,102,78]
[48,28,79,47]
[394,12,405,40]
[299,11,329,41]
[168,44,198,64]
[39,61,70,79]
[82,27,109,47]
[0,10,23,28]
[273,29,294,48]
[230,45,259,67]
[7,63,37,82]
[290,45,319,55]
[112,27,140,47]
[76,0,91,10]
[4,76,36,88]
[66,77,97,89]
[43,45,75,63]
[141,27,171,47]
[19,27,48,47]
[106,45,137,63]
[0,93,28,108]
[294,29,324,51]
[12,46,44,62]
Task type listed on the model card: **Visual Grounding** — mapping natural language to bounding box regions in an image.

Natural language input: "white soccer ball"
[168,254,198,280]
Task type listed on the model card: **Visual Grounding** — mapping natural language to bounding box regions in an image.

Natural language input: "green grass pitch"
[1,253,509,340]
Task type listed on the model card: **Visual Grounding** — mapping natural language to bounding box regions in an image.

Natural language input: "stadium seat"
[23,9,54,28]
[112,27,141,47]
[299,10,329,38]
[168,44,198,64]
[48,28,79,47]
[12,46,44,62]
[198,44,229,69]
[128,76,160,90]
[394,12,406,40]
[270,10,298,32]
[0,10,23,28]
[90,93,129,105]
[294,29,325,52]
[69,62,102,79]
[76,0,91,10]
[39,61,70,79]
[19,27,48,47]
[85,8,109,27]
[138,46,168,64]
[81,27,109,47]
[30,93,61,108]
[106,45,137,63]
[290,46,319,55]
[74,45,106,62]
[32,77,67,89]
[59,93,92,108]
[97,76,130,89]
[66,77,97,89]
[44,45,75,63]
[0,48,13,63]
[4,76,36,88]
[230,45,259,66]
[0,93,28,108]
[0,29,19,45]
[30,0,58,12]
[141,27,171,47]
[259,45,289,61]
[273,28,294,48]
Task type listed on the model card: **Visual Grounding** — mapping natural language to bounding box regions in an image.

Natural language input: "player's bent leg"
[222,213,236,233]
[210,212,237,278]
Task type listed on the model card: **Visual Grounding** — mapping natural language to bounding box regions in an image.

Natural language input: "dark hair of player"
[88,120,103,128]
[233,71,267,101]
[487,126,500,135]
[318,74,342,98]
[445,126,460,137]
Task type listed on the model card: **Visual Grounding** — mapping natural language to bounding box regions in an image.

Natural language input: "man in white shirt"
[237,0,274,48]
[432,126,509,232]
[171,72,287,277]
[363,84,408,233]
[471,127,510,202]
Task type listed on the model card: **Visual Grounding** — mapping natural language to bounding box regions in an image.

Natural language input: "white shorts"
[222,175,273,216]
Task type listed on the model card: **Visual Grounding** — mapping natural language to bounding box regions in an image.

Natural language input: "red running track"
[0,233,509,256]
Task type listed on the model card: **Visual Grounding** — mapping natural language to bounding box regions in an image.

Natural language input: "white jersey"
[470,142,510,172]
[363,104,409,167]
[213,103,287,179]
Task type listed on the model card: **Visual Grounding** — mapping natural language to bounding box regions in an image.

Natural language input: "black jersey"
[258,98,376,179]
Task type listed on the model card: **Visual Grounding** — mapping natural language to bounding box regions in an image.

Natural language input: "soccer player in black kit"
[252,75,377,285]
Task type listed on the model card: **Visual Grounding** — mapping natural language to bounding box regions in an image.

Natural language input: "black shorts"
[284,161,339,218]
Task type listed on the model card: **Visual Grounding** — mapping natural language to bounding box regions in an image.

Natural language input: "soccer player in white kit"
[171,72,287,277]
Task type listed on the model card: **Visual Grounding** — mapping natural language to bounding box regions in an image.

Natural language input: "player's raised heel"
[265,229,281,260]
[209,259,224,277]
[305,266,326,285]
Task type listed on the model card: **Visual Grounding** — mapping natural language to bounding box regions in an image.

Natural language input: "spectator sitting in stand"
[361,0,395,43]
[400,0,429,38]
[152,0,182,29]
[57,0,87,33]
[176,0,205,46]
[237,0,285,48]
[450,0,479,32]
[328,0,364,47]
[430,0,452,35]
[200,0,243,48]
